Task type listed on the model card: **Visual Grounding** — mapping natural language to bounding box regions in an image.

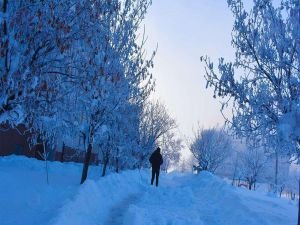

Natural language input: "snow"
[0,155,297,225]
[125,172,296,225]
[0,156,102,225]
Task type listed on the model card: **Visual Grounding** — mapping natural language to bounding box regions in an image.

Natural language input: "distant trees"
[138,100,177,167]
[160,131,183,172]
[240,146,267,190]
[95,99,180,175]
[190,127,232,173]
[187,125,277,191]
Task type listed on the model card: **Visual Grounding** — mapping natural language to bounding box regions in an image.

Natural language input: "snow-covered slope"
[0,156,296,225]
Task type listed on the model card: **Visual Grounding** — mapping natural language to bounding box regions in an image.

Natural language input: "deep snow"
[0,156,297,225]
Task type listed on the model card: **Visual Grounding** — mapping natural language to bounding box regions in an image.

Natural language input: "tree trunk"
[60,142,65,163]
[2,0,8,75]
[247,177,253,190]
[115,148,119,173]
[43,141,49,185]
[232,157,238,186]
[116,157,119,173]
[80,143,92,184]
[275,150,278,192]
[102,157,108,177]
[298,178,300,225]
[2,1,7,31]
[279,185,284,198]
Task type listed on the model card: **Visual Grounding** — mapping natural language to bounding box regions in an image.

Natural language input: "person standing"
[149,147,163,187]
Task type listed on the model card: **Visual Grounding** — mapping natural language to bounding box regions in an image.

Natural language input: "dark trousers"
[151,168,160,186]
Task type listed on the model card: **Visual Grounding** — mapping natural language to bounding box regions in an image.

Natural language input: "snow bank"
[0,155,101,225]
[50,170,147,225]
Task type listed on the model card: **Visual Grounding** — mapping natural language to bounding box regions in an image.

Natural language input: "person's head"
[156,147,161,153]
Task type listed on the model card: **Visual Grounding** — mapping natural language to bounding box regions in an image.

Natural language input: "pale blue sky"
[143,0,235,137]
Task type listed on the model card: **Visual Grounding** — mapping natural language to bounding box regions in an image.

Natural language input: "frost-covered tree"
[97,103,142,176]
[0,1,82,126]
[0,0,156,184]
[138,100,177,167]
[201,0,300,159]
[190,127,232,173]
[220,139,291,193]
[265,154,290,195]
[160,131,183,172]
[0,0,25,125]
[240,145,267,190]
[64,0,155,183]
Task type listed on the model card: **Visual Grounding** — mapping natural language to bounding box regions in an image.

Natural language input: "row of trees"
[189,127,292,195]
[0,0,182,183]
[196,0,300,221]
[201,0,300,159]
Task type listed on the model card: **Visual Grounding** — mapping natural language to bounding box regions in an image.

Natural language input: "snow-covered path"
[104,172,296,225]
[51,170,296,225]
[0,156,296,225]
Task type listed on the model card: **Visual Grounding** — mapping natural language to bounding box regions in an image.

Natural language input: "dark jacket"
[149,149,163,169]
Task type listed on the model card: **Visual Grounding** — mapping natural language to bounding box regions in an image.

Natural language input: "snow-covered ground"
[0,156,297,225]
[0,156,102,225]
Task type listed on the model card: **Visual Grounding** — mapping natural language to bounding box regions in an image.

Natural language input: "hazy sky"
[143,0,235,138]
